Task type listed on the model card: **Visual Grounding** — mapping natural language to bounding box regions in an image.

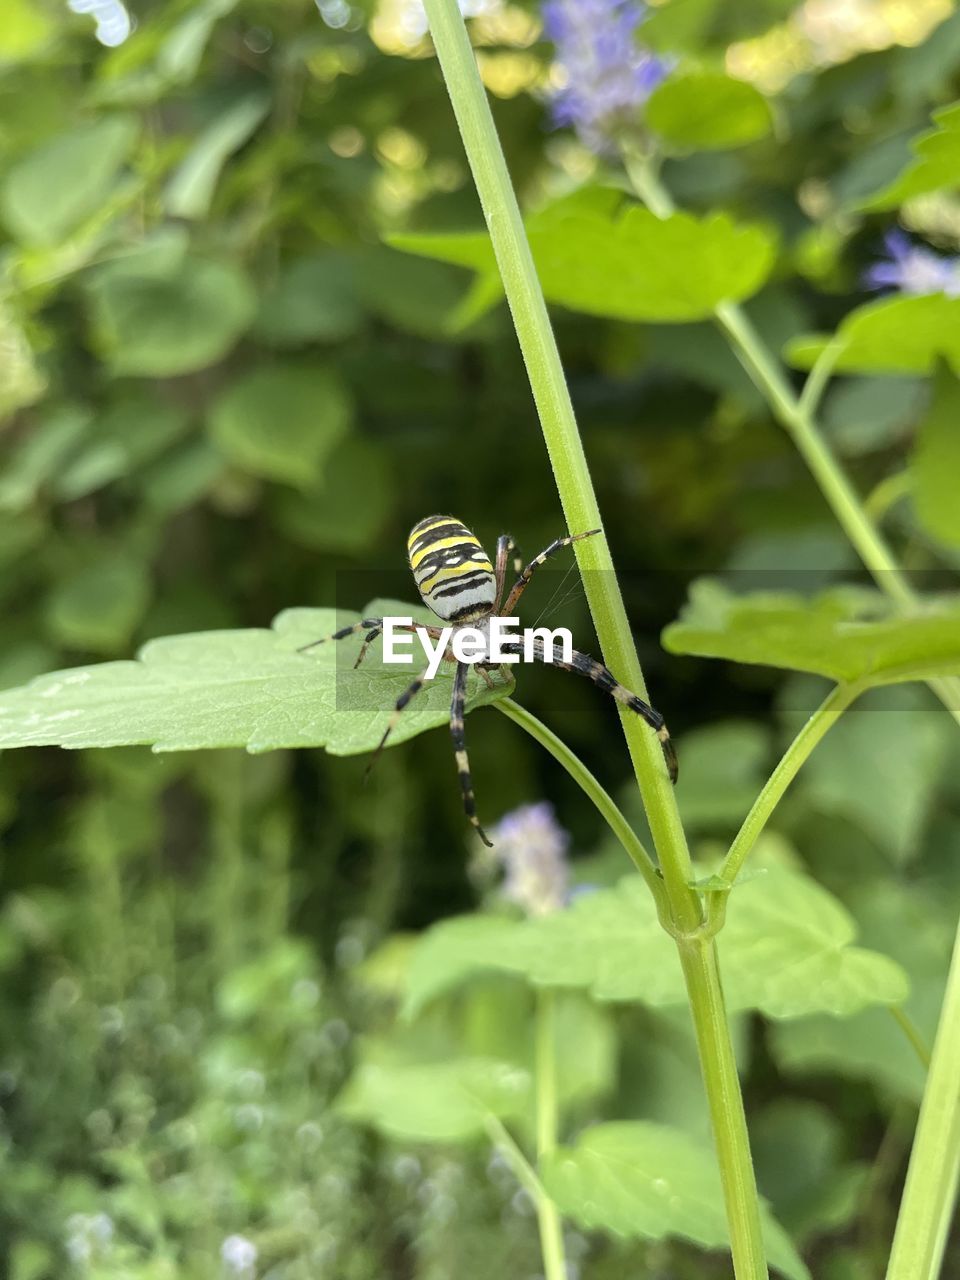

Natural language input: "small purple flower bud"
[543,0,671,154]
[864,229,960,298]
[489,801,570,916]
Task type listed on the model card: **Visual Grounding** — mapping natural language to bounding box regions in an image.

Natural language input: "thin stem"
[886,919,960,1280]
[484,1112,549,1205]
[420,6,768,1274]
[534,990,567,1280]
[889,1006,932,1071]
[709,681,861,925]
[865,470,913,524]
[494,696,665,909]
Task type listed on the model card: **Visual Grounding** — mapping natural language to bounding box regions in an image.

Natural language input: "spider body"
[302,516,677,845]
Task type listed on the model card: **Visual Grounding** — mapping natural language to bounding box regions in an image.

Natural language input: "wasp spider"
[302,515,677,845]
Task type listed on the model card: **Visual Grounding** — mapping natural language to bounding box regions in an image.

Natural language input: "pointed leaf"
[646,72,773,150]
[541,1122,809,1280]
[0,604,509,754]
[663,579,960,686]
[858,102,960,210]
[390,189,776,322]
[786,294,960,376]
[404,862,908,1020]
[337,1056,530,1142]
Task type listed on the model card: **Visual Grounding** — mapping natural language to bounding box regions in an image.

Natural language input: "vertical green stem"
[419,5,768,1275]
[886,921,960,1280]
[535,990,567,1280]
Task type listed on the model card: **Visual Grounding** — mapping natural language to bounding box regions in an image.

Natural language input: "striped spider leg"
[497,636,678,784]
[501,527,601,615]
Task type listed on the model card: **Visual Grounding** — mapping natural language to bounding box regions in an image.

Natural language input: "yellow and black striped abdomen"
[407,515,497,622]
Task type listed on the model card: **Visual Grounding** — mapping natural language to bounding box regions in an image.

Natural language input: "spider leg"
[297,617,383,654]
[514,640,678,784]
[502,528,601,616]
[299,619,442,670]
[450,661,492,846]
[494,534,524,609]
[363,665,433,782]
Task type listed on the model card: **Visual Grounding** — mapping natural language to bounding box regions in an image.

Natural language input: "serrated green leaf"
[87,254,256,376]
[663,579,960,686]
[208,363,352,487]
[0,115,137,246]
[390,190,776,322]
[404,863,908,1020]
[541,1122,809,1280]
[0,604,509,753]
[786,294,960,376]
[646,72,773,150]
[911,362,960,546]
[858,102,960,210]
[164,93,268,219]
[337,1055,530,1142]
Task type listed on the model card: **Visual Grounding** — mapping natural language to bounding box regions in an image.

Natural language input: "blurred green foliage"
[2,0,960,1276]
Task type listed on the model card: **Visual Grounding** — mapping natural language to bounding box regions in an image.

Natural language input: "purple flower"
[488,802,570,916]
[543,0,670,154]
[864,230,960,298]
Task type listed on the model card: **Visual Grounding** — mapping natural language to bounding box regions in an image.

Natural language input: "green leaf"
[646,72,773,150]
[0,0,56,63]
[404,861,909,1020]
[337,1055,530,1142]
[0,604,509,753]
[675,720,772,828]
[752,1100,869,1243]
[390,190,776,322]
[801,690,950,865]
[0,405,91,512]
[254,251,362,346]
[0,303,46,421]
[822,375,926,457]
[45,556,151,653]
[663,579,960,686]
[53,393,190,503]
[541,1122,808,1280]
[164,93,269,219]
[786,294,960,376]
[87,254,256,376]
[271,436,394,551]
[208,363,352,488]
[911,362,960,546]
[771,879,951,1102]
[0,115,137,246]
[858,102,960,210]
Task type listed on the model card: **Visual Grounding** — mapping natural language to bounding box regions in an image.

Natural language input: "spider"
[301,515,677,845]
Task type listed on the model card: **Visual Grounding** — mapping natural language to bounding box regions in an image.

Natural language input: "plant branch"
[534,990,567,1280]
[420,5,769,1274]
[707,681,861,930]
[494,696,665,909]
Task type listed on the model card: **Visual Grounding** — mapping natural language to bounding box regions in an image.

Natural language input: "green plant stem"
[623,153,960,1280]
[534,990,567,1280]
[495,696,665,910]
[886,919,960,1280]
[709,681,861,924]
[420,6,769,1275]
[890,1006,932,1071]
